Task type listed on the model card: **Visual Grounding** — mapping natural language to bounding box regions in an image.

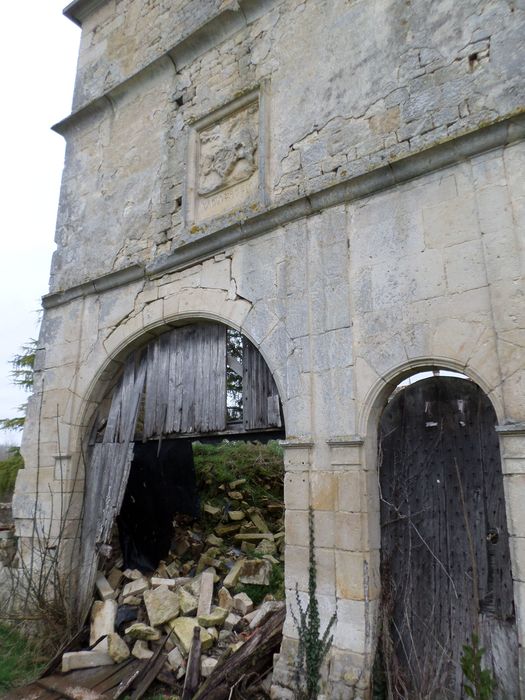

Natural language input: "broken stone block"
[107,567,123,590]
[229,510,245,521]
[198,606,228,628]
[206,533,224,547]
[234,532,273,543]
[167,646,184,673]
[201,656,218,678]
[219,629,232,642]
[255,539,277,556]
[166,561,180,578]
[197,570,215,617]
[123,568,143,580]
[90,599,117,646]
[122,577,149,598]
[96,572,116,600]
[241,541,256,555]
[167,617,213,655]
[218,586,233,610]
[123,595,142,606]
[151,577,177,588]
[230,640,244,653]
[239,559,272,585]
[224,612,242,631]
[132,640,153,660]
[143,585,180,627]
[243,609,259,626]
[124,623,161,641]
[228,491,244,500]
[62,650,114,672]
[207,626,219,641]
[107,633,130,663]
[204,503,221,516]
[197,547,222,573]
[248,601,285,630]
[233,592,254,615]
[215,523,241,536]
[229,479,246,489]
[177,587,198,615]
[248,510,269,533]
[223,558,245,588]
[263,554,280,565]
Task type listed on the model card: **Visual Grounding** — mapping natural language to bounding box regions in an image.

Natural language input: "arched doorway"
[77,321,285,617]
[377,374,518,699]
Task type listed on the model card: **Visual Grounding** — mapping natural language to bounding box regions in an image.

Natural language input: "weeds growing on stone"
[292,506,336,699]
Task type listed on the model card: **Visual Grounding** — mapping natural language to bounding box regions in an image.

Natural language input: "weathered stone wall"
[52,0,525,291]
[13,0,525,696]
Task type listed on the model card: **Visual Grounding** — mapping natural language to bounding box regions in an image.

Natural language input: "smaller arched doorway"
[376,373,518,699]
[78,321,285,616]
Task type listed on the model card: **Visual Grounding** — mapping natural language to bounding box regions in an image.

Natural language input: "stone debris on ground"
[60,475,285,696]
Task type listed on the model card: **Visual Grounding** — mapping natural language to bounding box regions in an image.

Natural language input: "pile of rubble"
[61,477,285,696]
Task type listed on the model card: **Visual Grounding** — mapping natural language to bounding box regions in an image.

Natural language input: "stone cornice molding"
[496,423,525,435]
[63,0,108,27]
[43,112,525,310]
[43,265,145,309]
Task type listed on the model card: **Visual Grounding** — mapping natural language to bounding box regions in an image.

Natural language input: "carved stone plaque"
[187,89,266,224]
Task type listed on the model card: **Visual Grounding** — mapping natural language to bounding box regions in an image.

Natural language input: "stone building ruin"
[6,0,525,697]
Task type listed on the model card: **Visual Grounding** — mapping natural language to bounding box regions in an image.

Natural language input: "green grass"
[0,623,44,692]
[193,440,284,507]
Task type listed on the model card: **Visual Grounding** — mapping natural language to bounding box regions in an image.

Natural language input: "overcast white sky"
[0,2,80,445]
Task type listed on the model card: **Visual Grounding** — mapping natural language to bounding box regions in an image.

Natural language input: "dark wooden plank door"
[379,376,518,699]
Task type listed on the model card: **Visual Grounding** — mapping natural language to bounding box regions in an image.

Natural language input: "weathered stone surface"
[122,577,149,598]
[248,601,285,630]
[217,586,233,610]
[167,646,185,676]
[228,510,245,521]
[96,573,116,600]
[167,617,213,655]
[198,606,228,628]
[239,559,272,586]
[201,656,218,678]
[196,570,215,617]
[132,640,153,659]
[90,600,117,646]
[223,559,245,589]
[143,585,180,626]
[107,633,130,663]
[177,587,198,615]
[255,539,277,556]
[151,577,177,588]
[124,623,161,641]
[62,650,114,672]
[233,593,254,616]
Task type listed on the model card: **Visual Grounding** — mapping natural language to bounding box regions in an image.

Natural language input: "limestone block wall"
[51,0,525,291]
[13,138,525,695]
[11,0,525,696]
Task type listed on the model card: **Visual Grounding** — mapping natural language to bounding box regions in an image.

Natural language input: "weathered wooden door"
[378,376,518,699]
